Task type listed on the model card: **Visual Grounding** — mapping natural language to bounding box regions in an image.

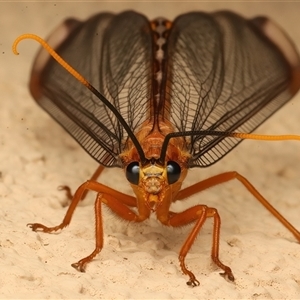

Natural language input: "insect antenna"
[159,130,300,166]
[12,34,147,166]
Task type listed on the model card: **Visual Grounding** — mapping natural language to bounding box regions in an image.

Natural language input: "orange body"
[13,10,300,287]
[120,120,188,222]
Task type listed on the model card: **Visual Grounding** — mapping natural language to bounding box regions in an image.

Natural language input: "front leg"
[176,171,300,242]
[28,180,146,271]
[28,180,139,233]
[58,165,106,201]
[167,206,234,287]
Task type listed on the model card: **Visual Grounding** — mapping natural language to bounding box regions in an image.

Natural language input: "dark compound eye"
[126,161,140,185]
[166,161,181,184]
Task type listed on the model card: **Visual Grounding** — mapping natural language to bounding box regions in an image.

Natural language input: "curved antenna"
[159,130,300,165]
[13,34,147,165]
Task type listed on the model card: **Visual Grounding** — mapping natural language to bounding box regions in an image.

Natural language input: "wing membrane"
[165,11,300,167]
[30,10,300,168]
[30,11,152,167]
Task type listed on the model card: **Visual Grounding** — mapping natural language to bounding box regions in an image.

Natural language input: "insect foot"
[58,185,73,200]
[220,268,235,282]
[27,223,62,233]
[27,223,49,232]
[71,261,87,273]
[186,276,200,287]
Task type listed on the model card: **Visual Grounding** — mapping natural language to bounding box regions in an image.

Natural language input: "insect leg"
[176,171,300,242]
[69,190,143,272]
[168,205,234,286]
[71,192,104,272]
[58,165,106,200]
[71,188,149,271]
[28,180,137,232]
[28,180,145,271]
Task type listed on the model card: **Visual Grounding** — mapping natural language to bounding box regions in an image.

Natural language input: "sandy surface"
[1,1,300,299]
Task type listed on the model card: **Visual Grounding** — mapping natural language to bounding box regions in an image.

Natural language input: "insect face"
[126,158,184,210]
[141,163,164,194]
[130,160,186,213]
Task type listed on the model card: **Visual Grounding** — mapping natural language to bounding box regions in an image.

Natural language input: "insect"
[13,10,300,286]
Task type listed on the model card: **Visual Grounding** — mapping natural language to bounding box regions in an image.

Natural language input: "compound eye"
[166,161,181,184]
[126,162,140,185]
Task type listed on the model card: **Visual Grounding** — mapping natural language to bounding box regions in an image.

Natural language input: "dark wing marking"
[30,11,152,167]
[164,11,300,167]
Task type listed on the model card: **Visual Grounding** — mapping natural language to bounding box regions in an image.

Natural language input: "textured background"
[1,1,300,299]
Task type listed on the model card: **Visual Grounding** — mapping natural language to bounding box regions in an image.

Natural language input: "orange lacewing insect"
[13,11,300,286]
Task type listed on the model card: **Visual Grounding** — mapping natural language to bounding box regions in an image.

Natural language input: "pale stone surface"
[1,2,300,299]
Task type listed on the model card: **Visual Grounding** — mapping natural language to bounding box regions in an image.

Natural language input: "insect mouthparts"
[150,157,158,165]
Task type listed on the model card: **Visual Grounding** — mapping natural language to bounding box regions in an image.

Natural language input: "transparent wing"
[30,11,152,167]
[164,11,300,167]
